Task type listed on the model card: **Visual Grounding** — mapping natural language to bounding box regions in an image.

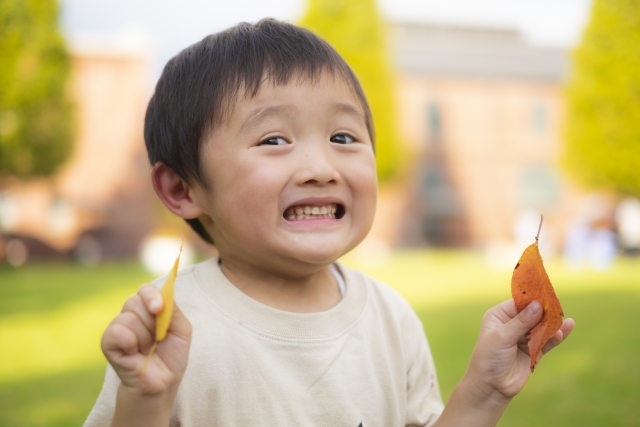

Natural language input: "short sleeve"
[83,364,120,427]
[404,313,445,427]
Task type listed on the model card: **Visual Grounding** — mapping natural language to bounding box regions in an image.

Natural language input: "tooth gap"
[335,204,345,219]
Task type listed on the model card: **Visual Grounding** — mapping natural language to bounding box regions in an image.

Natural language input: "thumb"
[167,301,192,343]
[503,301,543,343]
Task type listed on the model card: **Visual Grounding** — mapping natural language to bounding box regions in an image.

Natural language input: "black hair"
[144,18,374,244]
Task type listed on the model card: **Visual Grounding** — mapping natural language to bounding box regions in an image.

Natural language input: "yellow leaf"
[141,244,182,374]
[156,245,181,341]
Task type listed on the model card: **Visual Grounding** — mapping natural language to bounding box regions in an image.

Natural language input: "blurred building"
[0,22,596,264]
[0,44,155,263]
[388,22,586,252]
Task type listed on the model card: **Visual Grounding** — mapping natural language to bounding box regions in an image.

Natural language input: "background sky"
[59,0,593,76]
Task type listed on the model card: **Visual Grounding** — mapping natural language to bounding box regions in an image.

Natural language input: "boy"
[85,19,574,427]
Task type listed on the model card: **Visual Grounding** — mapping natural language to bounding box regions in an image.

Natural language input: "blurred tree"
[0,0,74,180]
[564,0,640,196]
[299,0,403,182]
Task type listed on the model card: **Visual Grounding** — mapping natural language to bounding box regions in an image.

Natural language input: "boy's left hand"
[465,299,575,401]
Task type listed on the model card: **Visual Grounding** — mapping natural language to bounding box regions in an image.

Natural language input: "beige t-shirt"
[84,258,444,427]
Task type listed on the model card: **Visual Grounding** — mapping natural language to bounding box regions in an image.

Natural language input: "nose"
[295,139,340,186]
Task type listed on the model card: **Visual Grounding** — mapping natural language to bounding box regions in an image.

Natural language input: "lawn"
[1,252,639,426]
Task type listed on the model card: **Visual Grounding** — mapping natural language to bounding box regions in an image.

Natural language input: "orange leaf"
[511,216,563,372]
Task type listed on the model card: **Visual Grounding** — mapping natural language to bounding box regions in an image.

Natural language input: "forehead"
[223,71,366,129]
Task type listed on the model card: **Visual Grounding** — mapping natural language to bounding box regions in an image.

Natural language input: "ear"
[151,162,205,219]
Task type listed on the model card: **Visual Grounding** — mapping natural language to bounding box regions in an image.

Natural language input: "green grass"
[1,252,639,426]
[0,262,153,318]
[0,262,152,426]
[344,251,640,426]
[417,292,640,427]
[0,366,107,427]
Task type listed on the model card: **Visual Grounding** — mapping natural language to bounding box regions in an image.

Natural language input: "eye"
[259,136,288,146]
[330,133,356,144]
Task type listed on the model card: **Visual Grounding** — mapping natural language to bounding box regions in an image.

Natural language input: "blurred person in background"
[616,198,640,256]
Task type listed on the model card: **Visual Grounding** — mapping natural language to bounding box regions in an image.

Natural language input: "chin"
[296,252,341,266]
[278,231,367,266]
[282,246,344,267]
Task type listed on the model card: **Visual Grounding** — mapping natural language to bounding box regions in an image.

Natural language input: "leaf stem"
[536,214,544,241]
[141,341,158,375]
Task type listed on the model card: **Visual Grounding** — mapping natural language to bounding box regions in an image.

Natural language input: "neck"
[218,256,341,313]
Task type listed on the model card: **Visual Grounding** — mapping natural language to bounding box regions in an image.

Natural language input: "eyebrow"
[240,105,296,133]
[331,102,366,125]
[239,101,366,133]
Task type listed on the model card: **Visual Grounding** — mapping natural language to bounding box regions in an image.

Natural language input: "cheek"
[213,157,286,220]
[354,153,378,193]
[345,153,378,217]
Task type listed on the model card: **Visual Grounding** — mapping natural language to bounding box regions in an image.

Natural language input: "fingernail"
[149,299,162,312]
[528,301,541,314]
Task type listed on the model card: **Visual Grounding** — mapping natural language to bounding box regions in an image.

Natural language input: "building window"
[427,101,441,145]
[518,166,559,209]
[532,103,547,134]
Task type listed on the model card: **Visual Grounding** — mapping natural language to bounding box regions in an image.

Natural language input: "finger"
[122,294,156,335]
[154,302,192,375]
[138,284,164,315]
[542,318,575,354]
[501,301,543,343]
[495,299,519,318]
[166,301,192,343]
[517,334,531,348]
[117,311,156,354]
[483,299,518,326]
[102,320,141,358]
[517,341,531,356]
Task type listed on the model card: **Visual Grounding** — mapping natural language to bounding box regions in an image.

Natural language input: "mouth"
[283,203,345,221]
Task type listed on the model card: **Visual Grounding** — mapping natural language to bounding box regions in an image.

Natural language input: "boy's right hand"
[101,284,192,396]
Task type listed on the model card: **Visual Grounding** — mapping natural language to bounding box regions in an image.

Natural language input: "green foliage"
[0,0,74,179]
[299,0,403,182]
[564,0,640,196]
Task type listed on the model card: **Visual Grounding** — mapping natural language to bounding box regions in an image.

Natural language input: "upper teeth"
[285,204,338,220]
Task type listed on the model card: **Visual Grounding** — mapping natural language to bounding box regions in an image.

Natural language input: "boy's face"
[192,73,377,273]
